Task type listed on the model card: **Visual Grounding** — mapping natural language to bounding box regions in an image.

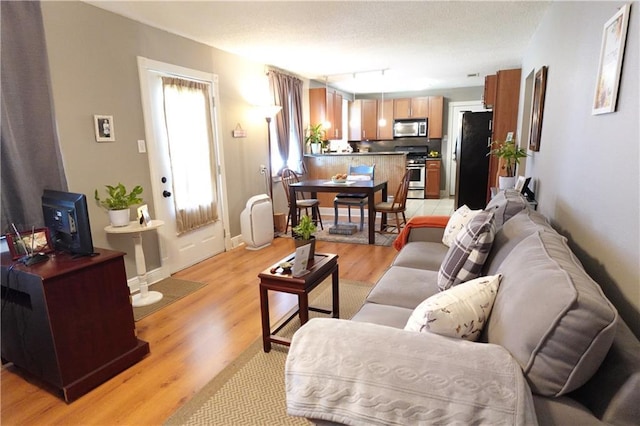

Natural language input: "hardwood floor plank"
[1,236,397,425]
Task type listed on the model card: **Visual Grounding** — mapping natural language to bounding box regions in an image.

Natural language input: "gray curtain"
[1,1,67,234]
[267,69,304,174]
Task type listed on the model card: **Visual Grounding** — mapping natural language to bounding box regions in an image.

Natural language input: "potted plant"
[292,214,317,262]
[305,124,326,154]
[488,139,529,189]
[95,183,144,227]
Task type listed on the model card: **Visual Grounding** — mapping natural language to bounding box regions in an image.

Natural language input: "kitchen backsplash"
[348,138,442,155]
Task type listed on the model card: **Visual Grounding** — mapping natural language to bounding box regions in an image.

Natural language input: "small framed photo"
[514,176,528,192]
[94,115,115,142]
[6,228,54,260]
[137,204,152,226]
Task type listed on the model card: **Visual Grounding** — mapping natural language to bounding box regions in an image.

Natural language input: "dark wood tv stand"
[1,248,149,402]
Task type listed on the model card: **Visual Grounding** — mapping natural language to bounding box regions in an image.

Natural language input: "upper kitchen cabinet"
[393,97,429,119]
[348,99,378,141]
[310,87,343,140]
[483,75,497,109]
[428,96,443,139]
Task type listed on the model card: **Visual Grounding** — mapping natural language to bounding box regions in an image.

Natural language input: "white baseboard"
[230,234,245,249]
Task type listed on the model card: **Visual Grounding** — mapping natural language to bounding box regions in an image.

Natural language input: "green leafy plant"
[94,183,143,210]
[488,139,529,177]
[292,214,317,240]
[305,123,327,148]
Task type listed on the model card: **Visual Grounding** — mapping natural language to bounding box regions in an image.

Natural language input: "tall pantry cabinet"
[484,68,521,191]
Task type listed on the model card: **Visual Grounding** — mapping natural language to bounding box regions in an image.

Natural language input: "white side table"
[105,220,165,307]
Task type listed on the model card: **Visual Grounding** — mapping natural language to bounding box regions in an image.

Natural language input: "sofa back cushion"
[483,208,553,276]
[484,231,618,396]
[437,211,495,291]
[484,189,528,229]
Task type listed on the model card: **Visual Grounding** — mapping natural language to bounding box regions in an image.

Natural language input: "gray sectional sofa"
[285,190,640,425]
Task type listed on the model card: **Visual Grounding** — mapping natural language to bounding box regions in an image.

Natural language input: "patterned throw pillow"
[442,205,481,247]
[405,275,501,341]
[438,211,496,291]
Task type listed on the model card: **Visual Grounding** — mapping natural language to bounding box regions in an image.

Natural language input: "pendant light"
[378,70,387,127]
[323,76,332,131]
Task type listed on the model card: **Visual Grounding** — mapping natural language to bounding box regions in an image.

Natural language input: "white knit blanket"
[286,319,537,425]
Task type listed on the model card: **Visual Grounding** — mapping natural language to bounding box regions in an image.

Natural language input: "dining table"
[289,179,388,245]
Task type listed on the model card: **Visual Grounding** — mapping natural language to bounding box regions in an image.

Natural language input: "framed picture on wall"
[529,66,548,152]
[94,115,115,142]
[592,3,631,115]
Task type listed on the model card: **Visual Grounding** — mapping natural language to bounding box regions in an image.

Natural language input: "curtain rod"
[264,65,302,80]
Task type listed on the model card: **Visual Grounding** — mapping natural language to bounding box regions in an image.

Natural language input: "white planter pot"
[310,143,321,154]
[498,176,517,190]
[108,209,130,227]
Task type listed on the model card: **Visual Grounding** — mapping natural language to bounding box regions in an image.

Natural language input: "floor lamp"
[263,105,282,211]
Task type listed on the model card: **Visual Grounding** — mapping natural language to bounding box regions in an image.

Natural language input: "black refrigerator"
[454,111,493,210]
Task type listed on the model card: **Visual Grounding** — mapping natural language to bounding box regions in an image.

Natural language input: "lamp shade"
[261,105,282,119]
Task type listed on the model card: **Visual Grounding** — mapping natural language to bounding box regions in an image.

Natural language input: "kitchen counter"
[304,152,405,156]
[303,153,406,207]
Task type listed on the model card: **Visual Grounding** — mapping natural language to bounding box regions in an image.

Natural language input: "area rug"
[304,222,397,247]
[133,278,208,321]
[163,278,373,426]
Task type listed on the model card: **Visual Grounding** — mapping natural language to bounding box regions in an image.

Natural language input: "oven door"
[407,164,426,198]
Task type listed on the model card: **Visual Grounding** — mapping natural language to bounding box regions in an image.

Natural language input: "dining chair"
[333,164,375,231]
[374,169,411,233]
[280,168,324,233]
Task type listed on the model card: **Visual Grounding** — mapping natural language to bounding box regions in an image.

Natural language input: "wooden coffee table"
[258,252,339,352]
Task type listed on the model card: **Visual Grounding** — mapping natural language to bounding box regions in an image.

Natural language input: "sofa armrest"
[286,318,537,425]
[392,215,449,250]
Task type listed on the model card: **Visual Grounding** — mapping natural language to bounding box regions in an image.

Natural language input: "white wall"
[519,1,639,335]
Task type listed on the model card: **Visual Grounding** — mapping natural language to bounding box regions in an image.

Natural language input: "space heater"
[240,194,274,250]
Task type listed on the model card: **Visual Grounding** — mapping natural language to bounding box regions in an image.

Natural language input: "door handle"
[163,190,172,198]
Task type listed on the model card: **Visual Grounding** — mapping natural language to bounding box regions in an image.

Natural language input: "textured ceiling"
[85,1,550,93]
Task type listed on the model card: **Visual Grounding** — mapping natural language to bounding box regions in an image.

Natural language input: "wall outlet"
[260,164,267,173]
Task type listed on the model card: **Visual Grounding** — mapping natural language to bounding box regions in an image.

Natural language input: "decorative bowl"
[331,178,347,183]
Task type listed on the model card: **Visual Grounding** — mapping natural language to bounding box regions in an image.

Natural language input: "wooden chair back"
[391,169,412,210]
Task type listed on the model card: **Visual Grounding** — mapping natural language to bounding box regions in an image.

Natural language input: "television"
[42,189,95,257]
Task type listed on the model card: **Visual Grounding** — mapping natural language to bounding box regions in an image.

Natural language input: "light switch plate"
[137,139,146,153]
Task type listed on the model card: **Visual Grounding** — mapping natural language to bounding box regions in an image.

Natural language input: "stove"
[395,146,428,198]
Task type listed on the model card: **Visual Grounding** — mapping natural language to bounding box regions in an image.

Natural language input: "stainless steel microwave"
[393,119,427,138]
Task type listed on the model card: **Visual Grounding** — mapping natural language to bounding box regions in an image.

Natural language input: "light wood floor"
[1,237,397,425]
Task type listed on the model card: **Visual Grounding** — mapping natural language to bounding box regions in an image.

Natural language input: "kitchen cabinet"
[427,96,444,139]
[348,99,378,141]
[426,159,441,199]
[378,99,394,140]
[483,75,497,109]
[393,97,429,119]
[310,88,343,140]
